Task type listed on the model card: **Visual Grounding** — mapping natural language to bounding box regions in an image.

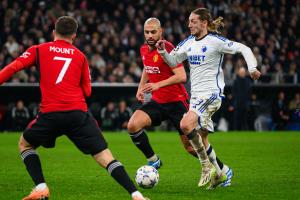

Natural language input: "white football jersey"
[170,33,257,98]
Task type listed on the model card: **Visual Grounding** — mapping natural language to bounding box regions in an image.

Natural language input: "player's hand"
[156,40,165,51]
[136,90,144,102]
[250,69,261,80]
[142,83,160,93]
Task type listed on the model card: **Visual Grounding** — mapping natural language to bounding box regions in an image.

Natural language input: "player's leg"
[200,131,232,187]
[20,115,54,200]
[68,111,148,200]
[166,101,197,158]
[127,102,162,169]
[180,110,212,187]
[179,135,197,157]
[93,149,147,200]
[196,97,230,189]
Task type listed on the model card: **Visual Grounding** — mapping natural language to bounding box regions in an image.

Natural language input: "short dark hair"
[55,16,78,36]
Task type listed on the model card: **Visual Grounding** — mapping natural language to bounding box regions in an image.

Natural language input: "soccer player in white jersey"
[156,8,261,189]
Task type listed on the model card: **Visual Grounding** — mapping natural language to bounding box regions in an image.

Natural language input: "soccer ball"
[135,165,159,189]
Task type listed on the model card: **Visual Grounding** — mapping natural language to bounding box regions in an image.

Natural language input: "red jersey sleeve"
[0,46,37,84]
[164,41,183,68]
[80,57,91,97]
[16,46,37,67]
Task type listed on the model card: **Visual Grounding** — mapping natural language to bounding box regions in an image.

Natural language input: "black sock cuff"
[106,160,123,174]
[129,129,145,138]
[186,129,198,140]
[21,149,37,161]
[206,145,213,155]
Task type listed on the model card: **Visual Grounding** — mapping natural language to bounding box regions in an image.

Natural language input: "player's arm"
[80,57,91,97]
[0,60,25,84]
[156,40,188,67]
[219,40,261,80]
[142,66,186,93]
[136,68,148,102]
[0,47,36,85]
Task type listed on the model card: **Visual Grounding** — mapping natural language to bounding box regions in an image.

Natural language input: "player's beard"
[190,29,200,38]
[146,39,158,48]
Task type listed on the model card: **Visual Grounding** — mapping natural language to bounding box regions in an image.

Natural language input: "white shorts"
[189,93,222,132]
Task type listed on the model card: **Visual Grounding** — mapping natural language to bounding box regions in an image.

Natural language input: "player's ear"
[71,34,76,41]
[52,30,56,38]
[159,27,163,37]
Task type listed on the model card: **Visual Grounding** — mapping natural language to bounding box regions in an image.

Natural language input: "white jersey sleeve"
[158,36,194,67]
[217,39,258,73]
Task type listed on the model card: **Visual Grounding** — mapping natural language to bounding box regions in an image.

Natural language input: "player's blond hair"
[192,8,224,34]
[144,17,161,27]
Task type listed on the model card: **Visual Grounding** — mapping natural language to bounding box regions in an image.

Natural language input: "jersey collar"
[195,33,208,41]
[54,39,72,44]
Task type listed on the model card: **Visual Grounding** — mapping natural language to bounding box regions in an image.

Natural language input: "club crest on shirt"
[153,54,159,62]
[202,46,207,53]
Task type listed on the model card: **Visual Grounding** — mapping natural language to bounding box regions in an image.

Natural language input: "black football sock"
[106,160,137,194]
[130,129,155,159]
[21,149,45,185]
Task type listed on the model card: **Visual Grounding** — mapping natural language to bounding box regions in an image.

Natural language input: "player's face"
[144,24,162,47]
[188,13,207,37]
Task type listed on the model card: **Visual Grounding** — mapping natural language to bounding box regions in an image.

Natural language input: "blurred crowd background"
[0,0,299,131]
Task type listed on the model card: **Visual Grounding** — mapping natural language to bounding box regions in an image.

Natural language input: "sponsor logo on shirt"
[145,65,161,74]
[20,51,30,59]
[188,55,205,65]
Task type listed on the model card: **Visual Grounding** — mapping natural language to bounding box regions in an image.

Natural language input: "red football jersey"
[140,41,189,103]
[11,40,90,113]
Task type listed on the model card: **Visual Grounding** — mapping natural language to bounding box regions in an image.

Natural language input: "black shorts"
[23,110,108,155]
[138,100,189,135]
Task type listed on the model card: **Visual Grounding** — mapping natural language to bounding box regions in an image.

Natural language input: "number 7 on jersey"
[54,56,72,84]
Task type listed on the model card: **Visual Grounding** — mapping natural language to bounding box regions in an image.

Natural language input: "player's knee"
[18,135,33,153]
[93,148,114,168]
[127,120,141,133]
[180,121,192,134]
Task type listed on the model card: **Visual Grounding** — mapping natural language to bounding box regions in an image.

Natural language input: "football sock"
[206,144,223,175]
[130,129,155,159]
[35,183,47,190]
[186,129,210,165]
[21,149,45,185]
[131,191,144,198]
[106,160,137,194]
[147,154,158,162]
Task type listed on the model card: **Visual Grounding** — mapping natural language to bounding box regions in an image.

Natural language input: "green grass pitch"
[0,131,300,200]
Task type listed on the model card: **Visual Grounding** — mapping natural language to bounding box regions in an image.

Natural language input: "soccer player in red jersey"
[0,16,148,200]
[127,18,200,170]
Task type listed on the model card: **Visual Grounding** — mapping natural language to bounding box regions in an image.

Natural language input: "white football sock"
[131,191,143,198]
[206,144,222,176]
[222,164,229,173]
[35,183,47,190]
